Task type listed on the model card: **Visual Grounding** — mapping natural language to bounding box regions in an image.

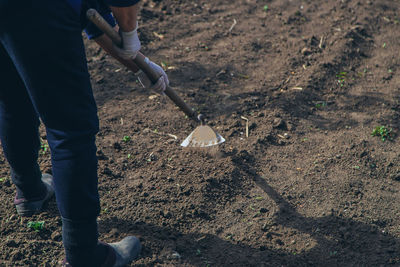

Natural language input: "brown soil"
[1,0,400,266]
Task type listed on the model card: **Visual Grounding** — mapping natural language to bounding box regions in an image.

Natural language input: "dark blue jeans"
[0,0,105,265]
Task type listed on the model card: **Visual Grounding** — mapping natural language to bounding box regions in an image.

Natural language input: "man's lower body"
[0,0,140,266]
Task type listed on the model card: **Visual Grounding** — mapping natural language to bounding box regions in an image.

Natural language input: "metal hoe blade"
[180,125,225,147]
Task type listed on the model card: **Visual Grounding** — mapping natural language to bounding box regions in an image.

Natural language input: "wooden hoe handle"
[86,9,202,122]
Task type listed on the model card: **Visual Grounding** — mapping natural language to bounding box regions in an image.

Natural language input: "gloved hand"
[135,57,169,95]
[113,22,141,60]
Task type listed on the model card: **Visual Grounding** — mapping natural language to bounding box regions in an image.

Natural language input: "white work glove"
[135,57,169,95]
[113,22,141,60]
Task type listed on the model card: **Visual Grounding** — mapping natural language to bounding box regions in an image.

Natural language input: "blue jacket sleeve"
[84,0,140,39]
[85,12,116,39]
[105,0,140,7]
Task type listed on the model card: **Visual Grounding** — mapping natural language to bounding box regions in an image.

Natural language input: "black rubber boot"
[14,173,55,216]
[61,236,141,267]
[107,236,141,267]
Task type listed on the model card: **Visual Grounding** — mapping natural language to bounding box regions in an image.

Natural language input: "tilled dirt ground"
[1,0,400,266]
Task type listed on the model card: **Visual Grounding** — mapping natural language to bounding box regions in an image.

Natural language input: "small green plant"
[371,126,392,142]
[330,250,338,256]
[263,5,268,11]
[27,221,44,232]
[336,72,347,87]
[40,142,49,155]
[122,136,131,142]
[0,177,7,182]
[101,208,108,214]
[315,101,327,108]
[127,154,131,159]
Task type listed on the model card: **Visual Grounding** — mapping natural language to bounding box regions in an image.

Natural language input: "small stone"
[171,251,181,259]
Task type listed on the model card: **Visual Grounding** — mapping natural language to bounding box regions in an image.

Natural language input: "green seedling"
[40,142,49,155]
[330,251,338,256]
[0,177,7,182]
[198,42,210,51]
[315,101,327,108]
[255,196,264,201]
[371,126,392,142]
[160,61,170,70]
[382,42,387,48]
[27,221,44,232]
[263,5,268,11]
[122,136,131,142]
[196,249,201,256]
[336,72,347,87]
[237,73,249,79]
[127,154,131,159]
[101,208,108,214]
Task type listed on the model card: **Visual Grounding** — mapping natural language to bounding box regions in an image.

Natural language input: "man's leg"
[0,44,46,204]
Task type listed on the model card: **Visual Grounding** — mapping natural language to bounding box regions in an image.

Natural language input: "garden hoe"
[87,9,225,147]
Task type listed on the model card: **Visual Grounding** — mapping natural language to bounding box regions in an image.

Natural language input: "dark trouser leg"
[0,44,45,201]
[0,0,106,265]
